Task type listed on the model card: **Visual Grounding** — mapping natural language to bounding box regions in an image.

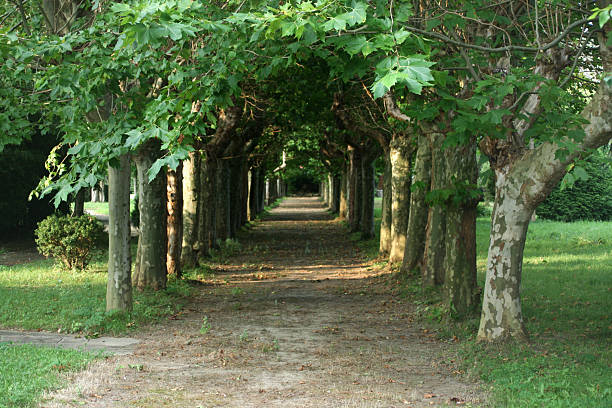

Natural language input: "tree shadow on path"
[43,196,488,408]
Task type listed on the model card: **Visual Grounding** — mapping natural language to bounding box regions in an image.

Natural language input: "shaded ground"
[0,239,44,266]
[42,197,487,407]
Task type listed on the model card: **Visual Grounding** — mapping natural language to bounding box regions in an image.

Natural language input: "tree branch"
[403,17,592,54]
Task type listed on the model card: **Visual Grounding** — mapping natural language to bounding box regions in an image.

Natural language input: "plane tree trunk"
[166,164,183,277]
[106,153,132,312]
[133,140,167,291]
[478,32,612,341]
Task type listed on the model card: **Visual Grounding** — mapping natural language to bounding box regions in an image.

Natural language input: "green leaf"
[572,165,589,182]
[599,8,611,28]
[343,36,367,56]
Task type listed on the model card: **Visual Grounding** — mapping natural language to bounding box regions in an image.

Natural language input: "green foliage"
[537,154,612,222]
[35,214,105,270]
[0,343,96,408]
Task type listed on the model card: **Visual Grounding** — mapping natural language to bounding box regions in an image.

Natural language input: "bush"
[537,154,612,222]
[35,215,105,270]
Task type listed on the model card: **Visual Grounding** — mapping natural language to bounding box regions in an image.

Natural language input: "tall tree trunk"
[401,133,432,273]
[181,152,200,268]
[248,168,258,221]
[166,164,183,277]
[360,155,375,239]
[389,138,414,263]
[478,29,612,341]
[443,139,479,318]
[257,167,265,214]
[348,149,362,232]
[379,149,392,256]
[422,133,446,286]
[240,163,249,227]
[106,154,132,312]
[215,159,231,242]
[331,175,340,213]
[198,156,216,254]
[339,166,348,219]
[133,140,167,291]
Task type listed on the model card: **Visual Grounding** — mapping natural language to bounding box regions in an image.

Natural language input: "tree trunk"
[181,152,200,268]
[198,156,216,254]
[478,29,612,341]
[401,133,431,273]
[443,140,479,318]
[166,164,183,277]
[133,140,167,291]
[215,159,231,242]
[106,154,132,312]
[389,138,414,263]
[248,168,259,220]
[348,148,362,232]
[379,149,392,256]
[422,133,446,286]
[331,175,340,213]
[339,166,348,219]
[72,188,85,217]
[360,155,375,239]
[257,167,265,214]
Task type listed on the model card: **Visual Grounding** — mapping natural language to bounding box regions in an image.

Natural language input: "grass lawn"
[0,343,96,408]
[467,217,612,407]
[83,200,136,216]
[0,243,193,407]
[363,198,610,407]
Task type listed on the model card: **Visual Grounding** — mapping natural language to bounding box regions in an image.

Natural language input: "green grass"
[361,198,611,406]
[466,217,612,408]
[0,343,96,408]
[0,251,193,336]
[83,200,136,216]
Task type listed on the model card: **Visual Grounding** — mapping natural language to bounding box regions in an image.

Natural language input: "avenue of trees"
[1,0,610,342]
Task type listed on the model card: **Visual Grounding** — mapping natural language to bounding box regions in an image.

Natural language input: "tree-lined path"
[42,197,486,407]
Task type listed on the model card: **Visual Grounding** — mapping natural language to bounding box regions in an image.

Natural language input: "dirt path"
[42,197,486,408]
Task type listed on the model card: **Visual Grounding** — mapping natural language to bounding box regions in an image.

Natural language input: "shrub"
[537,154,612,222]
[35,215,105,270]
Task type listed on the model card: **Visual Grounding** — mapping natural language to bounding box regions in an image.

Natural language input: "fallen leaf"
[424,393,436,399]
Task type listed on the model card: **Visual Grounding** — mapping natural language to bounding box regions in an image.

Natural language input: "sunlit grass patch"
[0,343,97,408]
[467,217,612,407]
[0,254,193,336]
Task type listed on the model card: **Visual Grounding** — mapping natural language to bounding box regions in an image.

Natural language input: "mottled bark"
[389,138,414,263]
[106,154,132,312]
[166,164,183,277]
[478,28,612,341]
[133,140,167,291]
[443,140,479,318]
[181,152,200,267]
[379,150,392,256]
[401,133,431,273]
[422,133,446,286]
[360,156,376,240]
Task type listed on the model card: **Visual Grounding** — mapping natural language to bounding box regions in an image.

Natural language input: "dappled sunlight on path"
[42,196,487,408]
